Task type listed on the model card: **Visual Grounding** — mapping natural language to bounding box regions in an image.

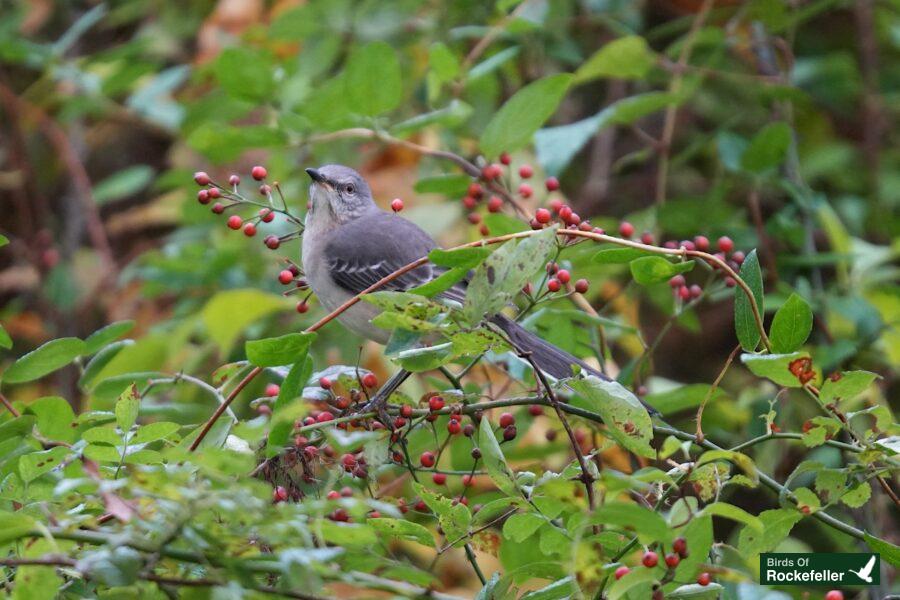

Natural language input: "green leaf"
[734,249,764,351]
[568,375,654,458]
[413,482,471,544]
[0,510,35,545]
[412,173,471,196]
[737,508,802,555]
[574,36,656,83]
[93,166,154,204]
[607,567,657,600]
[27,396,76,443]
[214,47,274,101]
[246,332,315,367]
[643,384,729,415]
[202,289,288,354]
[392,100,472,136]
[503,512,545,542]
[667,584,724,599]
[429,247,492,268]
[0,234,8,247]
[345,41,402,116]
[83,321,135,355]
[696,450,758,485]
[115,384,140,433]
[864,533,900,569]
[478,417,519,496]
[19,446,70,483]
[699,502,763,531]
[428,42,460,82]
[740,122,791,173]
[769,293,813,353]
[0,323,12,350]
[592,247,654,264]
[841,481,871,508]
[395,343,454,372]
[276,356,313,412]
[629,256,694,285]
[2,337,86,384]
[819,370,878,403]
[368,518,436,547]
[520,575,577,600]
[465,227,557,322]
[410,267,469,298]
[587,502,671,544]
[815,469,847,503]
[481,74,572,158]
[82,426,122,446]
[131,422,180,444]
[79,340,134,389]
[741,351,808,387]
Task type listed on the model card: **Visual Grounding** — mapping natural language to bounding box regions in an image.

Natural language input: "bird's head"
[305,164,375,224]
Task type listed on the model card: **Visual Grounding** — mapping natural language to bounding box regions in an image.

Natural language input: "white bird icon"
[848,555,876,583]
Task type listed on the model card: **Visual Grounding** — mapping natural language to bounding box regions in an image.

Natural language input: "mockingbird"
[302,164,646,416]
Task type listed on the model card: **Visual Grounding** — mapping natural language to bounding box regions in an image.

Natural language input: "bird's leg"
[359,368,412,426]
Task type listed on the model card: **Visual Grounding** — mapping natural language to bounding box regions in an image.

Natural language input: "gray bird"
[302,164,636,413]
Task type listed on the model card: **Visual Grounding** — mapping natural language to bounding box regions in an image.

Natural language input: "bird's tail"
[488,313,658,414]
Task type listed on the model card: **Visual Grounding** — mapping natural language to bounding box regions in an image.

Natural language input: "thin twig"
[0,392,21,417]
[696,344,740,443]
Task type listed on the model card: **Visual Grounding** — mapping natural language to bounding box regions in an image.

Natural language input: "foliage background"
[0,0,898,599]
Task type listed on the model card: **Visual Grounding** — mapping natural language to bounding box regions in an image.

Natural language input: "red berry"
[479,224,490,237]
[194,171,211,186]
[432,472,447,485]
[673,537,687,556]
[697,572,711,586]
[680,240,695,251]
[725,276,736,287]
[549,198,563,213]
[393,416,407,428]
[566,212,580,226]
[619,221,635,238]
[197,189,210,204]
[824,592,843,600]
[278,270,294,285]
[547,279,561,292]
[717,236,734,253]
[558,205,572,222]
[468,183,483,199]
[462,196,477,209]
[251,165,267,180]
[296,301,309,313]
[228,174,240,186]
[690,284,702,298]
[556,269,571,284]
[499,412,515,428]
[678,286,691,300]
[265,235,280,250]
[428,396,444,412]
[731,250,745,265]
[481,164,501,180]
[362,373,377,388]
[528,404,543,416]
[319,377,332,389]
[503,425,517,441]
[574,278,589,294]
[243,222,257,237]
[326,490,340,500]
[259,208,274,223]
[535,208,552,224]
[317,411,334,423]
[519,165,533,178]
[341,453,357,469]
[227,215,242,230]
[669,275,686,288]
[208,187,221,199]
[467,212,481,225]
[499,152,511,165]
[273,486,288,502]
[665,553,680,568]
[391,198,404,212]
[518,183,533,198]
[447,419,461,435]
[212,202,225,214]
[640,232,654,245]
[693,235,710,251]
[265,383,280,397]
[545,177,560,191]
[642,551,659,568]
[463,424,475,437]
[420,452,436,468]
[258,404,271,416]
[400,405,413,418]
[487,196,503,212]
[614,566,630,580]
[529,218,542,230]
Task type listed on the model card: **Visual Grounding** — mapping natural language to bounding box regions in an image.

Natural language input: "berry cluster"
[193,166,304,249]
[613,537,712,594]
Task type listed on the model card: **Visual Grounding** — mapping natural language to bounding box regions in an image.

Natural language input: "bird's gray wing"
[324,211,467,302]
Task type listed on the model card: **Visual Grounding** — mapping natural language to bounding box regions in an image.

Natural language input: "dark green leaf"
[246,332,315,367]
[734,249,764,351]
[93,167,154,204]
[629,256,694,285]
[429,247,492,268]
[345,41,402,116]
[369,518,436,547]
[478,417,519,496]
[276,356,314,412]
[2,337,86,384]
[770,293,813,353]
[84,321,136,355]
[481,75,572,158]
[568,375,654,458]
[740,122,791,173]
[865,533,900,569]
[0,323,11,350]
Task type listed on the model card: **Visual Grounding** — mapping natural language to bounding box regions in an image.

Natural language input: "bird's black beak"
[305,168,326,184]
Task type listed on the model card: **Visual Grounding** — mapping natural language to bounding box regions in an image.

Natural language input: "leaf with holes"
[567,375,654,458]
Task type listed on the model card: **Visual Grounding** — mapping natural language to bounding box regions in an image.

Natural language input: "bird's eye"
[344,184,355,194]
